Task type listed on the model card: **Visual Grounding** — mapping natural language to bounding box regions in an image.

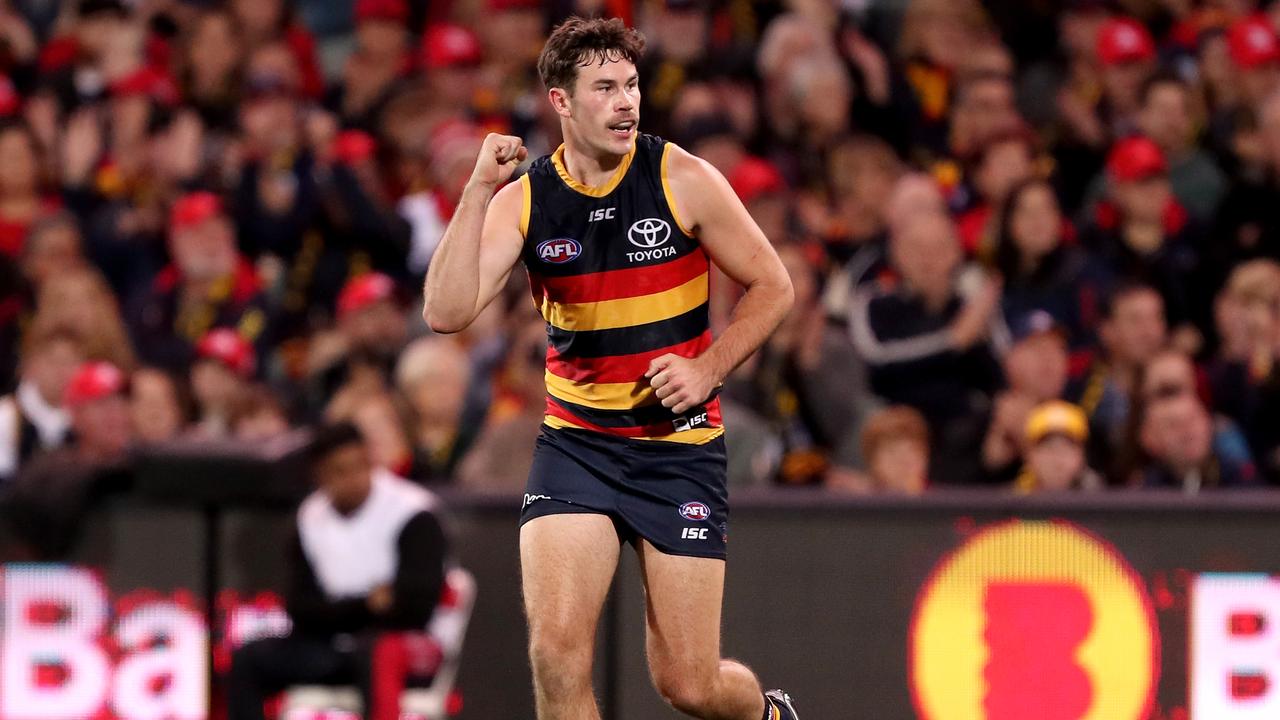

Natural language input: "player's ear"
[548,87,572,118]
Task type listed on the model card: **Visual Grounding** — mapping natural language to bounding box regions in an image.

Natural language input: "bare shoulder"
[662,142,737,230]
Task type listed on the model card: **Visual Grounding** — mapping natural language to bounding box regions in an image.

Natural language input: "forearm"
[700,278,793,383]
[423,181,495,332]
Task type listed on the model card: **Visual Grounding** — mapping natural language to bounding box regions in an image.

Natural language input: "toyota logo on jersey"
[628,218,671,248]
[679,502,711,521]
[537,238,582,263]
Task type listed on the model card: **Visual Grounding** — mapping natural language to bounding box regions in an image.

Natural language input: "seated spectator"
[1014,401,1103,493]
[2,361,132,558]
[820,136,903,311]
[20,212,88,295]
[31,266,137,372]
[1209,259,1280,481]
[229,422,448,720]
[130,367,190,444]
[1137,393,1257,491]
[955,126,1036,257]
[127,192,268,373]
[0,326,83,481]
[1135,72,1227,222]
[855,405,929,496]
[394,336,474,482]
[1070,282,1167,479]
[304,272,407,417]
[231,387,292,441]
[190,329,256,438]
[850,212,1004,484]
[982,311,1070,483]
[1082,136,1204,340]
[728,245,878,486]
[1212,91,1280,293]
[994,178,1112,349]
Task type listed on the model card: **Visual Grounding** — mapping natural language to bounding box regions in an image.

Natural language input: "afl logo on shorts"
[538,238,581,263]
[679,502,710,522]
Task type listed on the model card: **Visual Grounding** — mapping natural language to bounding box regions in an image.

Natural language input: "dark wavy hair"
[993,177,1062,282]
[537,16,645,94]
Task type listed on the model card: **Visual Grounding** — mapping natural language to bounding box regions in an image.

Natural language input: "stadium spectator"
[1208,259,1280,482]
[1212,90,1280,291]
[1134,72,1228,221]
[0,121,55,259]
[180,9,245,134]
[1071,282,1168,480]
[856,405,930,496]
[1015,400,1103,492]
[394,336,474,483]
[129,367,189,444]
[190,328,256,438]
[955,126,1036,257]
[20,212,88,295]
[850,212,1005,484]
[994,178,1111,349]
[32,265,136,372]
[127,192,266,372]
[1095,18,1156,141]
[1083,136,1203,337]
[231,386,292,441]
[1137,393,1257,490]
[982,311,1070,483]
[0,326,83,480]
[228,421,448,720]
[304,272,407,417]
[329,0,411,133]
[1,361,132,558]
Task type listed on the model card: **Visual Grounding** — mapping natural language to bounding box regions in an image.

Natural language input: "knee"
[652,664,715,715]
[527,625,593,690]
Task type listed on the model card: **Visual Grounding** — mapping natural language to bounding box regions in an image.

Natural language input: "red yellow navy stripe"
[540,272,707,331]
[543,396,724,444]
[532,246,708,304]
[546,330,713,384]
[544,370,659,410]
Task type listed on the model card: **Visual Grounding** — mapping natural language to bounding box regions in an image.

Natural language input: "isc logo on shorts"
[679,502,710,522]
[537,238,581,263]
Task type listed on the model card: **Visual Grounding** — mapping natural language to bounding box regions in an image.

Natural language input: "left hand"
[646,354,718,415]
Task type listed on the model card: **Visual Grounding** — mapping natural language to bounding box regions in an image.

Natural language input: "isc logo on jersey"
[910,520,1158,720]
[538,238,581,264]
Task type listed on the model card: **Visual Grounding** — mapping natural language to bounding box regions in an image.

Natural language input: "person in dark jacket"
[228,421,449,720]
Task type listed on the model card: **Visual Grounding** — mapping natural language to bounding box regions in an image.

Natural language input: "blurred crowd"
[0,0,1278,506]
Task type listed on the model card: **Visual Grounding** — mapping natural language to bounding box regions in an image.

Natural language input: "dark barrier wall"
[8,491,1280,719]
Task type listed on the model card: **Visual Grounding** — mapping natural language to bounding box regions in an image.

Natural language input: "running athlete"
[423,17,797,720]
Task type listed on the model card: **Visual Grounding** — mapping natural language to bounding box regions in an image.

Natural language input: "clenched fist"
[646,354,717,416]
[471,133,528,189]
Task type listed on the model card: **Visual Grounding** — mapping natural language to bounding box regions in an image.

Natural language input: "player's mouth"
[607,119,636,139]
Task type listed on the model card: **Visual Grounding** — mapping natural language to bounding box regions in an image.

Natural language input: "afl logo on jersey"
[679,501,711,522]
[537,238,581,264]
[628,218,671,248]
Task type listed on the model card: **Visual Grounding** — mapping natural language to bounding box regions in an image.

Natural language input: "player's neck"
[559,139,631,189]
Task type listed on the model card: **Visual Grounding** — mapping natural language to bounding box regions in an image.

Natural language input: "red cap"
[64,362,126,407]
[1228,17,1280,69]
[421,23,482,69]
[338,272,396,319]
[1097,17,1156,66]
[170,192,224,233]
[110,66,180,106]
[729,157,785,204]
[333,129,377,166]
[196,328,256,377]
[354,0,408,23]
[1107,136,1168,182]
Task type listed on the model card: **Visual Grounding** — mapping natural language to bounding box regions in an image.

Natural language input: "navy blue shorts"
[520,426,729,559]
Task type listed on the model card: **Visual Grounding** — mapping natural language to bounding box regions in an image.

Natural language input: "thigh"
[636,540,726,679]
[520,513,622,646]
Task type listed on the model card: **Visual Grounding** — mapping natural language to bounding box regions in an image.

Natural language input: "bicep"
[668,150,785,289]
[475,178,527,312]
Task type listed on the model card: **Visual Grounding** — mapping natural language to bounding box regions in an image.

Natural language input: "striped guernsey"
[518,133,723,444]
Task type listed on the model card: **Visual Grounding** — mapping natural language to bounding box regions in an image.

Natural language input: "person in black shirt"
[228,422,448,720]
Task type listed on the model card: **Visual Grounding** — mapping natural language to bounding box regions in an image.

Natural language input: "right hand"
[470,133,527,189]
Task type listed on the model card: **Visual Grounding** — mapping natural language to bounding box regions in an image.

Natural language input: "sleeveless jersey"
[519,134,723,444]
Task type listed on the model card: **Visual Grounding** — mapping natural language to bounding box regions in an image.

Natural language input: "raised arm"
[422,134,528,333]
[646,144,794,414]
